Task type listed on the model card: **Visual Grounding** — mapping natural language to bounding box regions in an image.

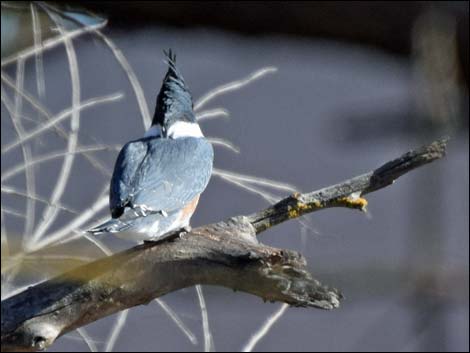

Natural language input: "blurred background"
[1,1,468,352]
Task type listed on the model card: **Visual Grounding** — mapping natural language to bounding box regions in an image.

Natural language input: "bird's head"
[148,50,202,139]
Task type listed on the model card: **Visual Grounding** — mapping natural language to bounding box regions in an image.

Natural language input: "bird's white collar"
[144,122,204,139]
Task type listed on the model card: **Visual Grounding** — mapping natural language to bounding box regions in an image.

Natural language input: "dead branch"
[0,138,447,352]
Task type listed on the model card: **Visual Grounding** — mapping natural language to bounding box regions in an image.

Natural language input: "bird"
[88,50,213,242]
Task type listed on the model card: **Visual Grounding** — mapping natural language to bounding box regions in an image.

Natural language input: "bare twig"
[1,22,107,67]
[92,30,152,129]
[1,185,79,216]
[196,108,230,122]
[196,285,214,352]
[30,3,45,99]
[193,67,278,111]
[104,310,129,352]
[29,194,109,252]
[1,71,115,178]
[1,93,124,156]
[1,145,121,182]
[212,167,299,205]
[247,138,448,233]
[154,299,198,345]
[1,207,27,219]
[207,137,240,154]
[75,328,98,352]
[242,303,289,352]
[28,12,82,245]
[2,69,37,244]
[213,168,297,193]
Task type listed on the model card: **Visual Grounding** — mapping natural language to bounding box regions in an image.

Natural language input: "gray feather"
[109,136,213,219]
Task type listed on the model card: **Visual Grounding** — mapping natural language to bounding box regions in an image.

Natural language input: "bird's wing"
[110,137,213,218]
[109,139,148,218]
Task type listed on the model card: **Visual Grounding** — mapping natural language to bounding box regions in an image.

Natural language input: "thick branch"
[1,139,447,352]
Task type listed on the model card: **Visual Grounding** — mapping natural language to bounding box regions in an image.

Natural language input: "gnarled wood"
[1,139,447,352]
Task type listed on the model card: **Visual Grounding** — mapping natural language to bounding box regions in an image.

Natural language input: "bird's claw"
[143,226,191,244]
[178,225,192,238]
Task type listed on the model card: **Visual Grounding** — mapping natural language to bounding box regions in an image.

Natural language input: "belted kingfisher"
[88,50,213,241]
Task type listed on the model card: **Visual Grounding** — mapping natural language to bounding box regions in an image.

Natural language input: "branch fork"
[1,138,447,352]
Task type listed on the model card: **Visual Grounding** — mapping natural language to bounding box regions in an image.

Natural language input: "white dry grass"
[196,285,214,352]
[1,3,304,351]
[30,2,46,99]
[196,108,230,122]
[193,67,278,111]
[241,304,289,352]
[76,328,99,352]
[104,310,129,352]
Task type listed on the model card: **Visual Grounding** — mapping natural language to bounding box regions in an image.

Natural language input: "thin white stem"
[207,137,240,153]
[196,108,229,122]
[154,299,198,345]
[1,71,114,177]
[1,70,51,118]
[28,14,80,243]
[76,328,98,352]
[194,67,277,111]
[82,233,113,256]
[5,113,41,125]
[1,92,123,154]
[1,86,48,214]
[2,145,120,182]
[213,168,297,192]
[242,304,289,352]
[1,206,26,219]
[196,285,214,352]
[3,71,37,244]
[93,30,152,129]
[30,3,46,98]
[104,309,129,352]
[29,192,108,252]
[1,185,79,215]
[52,214,111,247]
[216,174,280,204]
[1,21,107,67]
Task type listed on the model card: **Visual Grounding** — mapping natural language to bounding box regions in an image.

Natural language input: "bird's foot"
[143,226,191,244]
[178,225,192,238]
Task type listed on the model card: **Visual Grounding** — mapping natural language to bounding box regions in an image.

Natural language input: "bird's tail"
[87,218,131,235]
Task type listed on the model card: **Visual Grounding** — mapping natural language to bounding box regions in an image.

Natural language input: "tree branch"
[1,138,447,352]
[248,138,448,233]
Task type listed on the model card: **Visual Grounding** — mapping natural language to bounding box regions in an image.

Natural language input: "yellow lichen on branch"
[287,198,324,219]
[333,196,368,211]
[286,195,367,220]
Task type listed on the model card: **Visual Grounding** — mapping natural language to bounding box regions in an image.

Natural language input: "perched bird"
[88,50,213,241]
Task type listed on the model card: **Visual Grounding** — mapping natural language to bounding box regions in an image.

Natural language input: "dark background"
[1,1,468,352]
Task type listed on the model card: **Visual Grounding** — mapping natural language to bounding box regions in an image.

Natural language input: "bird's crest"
[152,49,195,128]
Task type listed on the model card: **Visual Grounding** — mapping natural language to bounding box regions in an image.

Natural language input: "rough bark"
[1,138,447,352]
